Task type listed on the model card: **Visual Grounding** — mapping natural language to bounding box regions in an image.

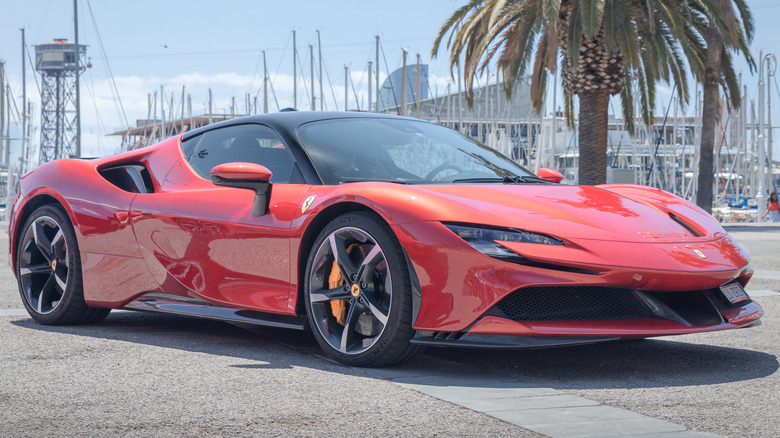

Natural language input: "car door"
[132,124,310,314]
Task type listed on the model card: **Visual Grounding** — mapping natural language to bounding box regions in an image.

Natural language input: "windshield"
[296,118,536,185]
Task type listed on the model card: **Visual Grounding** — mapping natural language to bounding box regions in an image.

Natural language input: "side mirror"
[211,162,273,216]
[537,168,564,183]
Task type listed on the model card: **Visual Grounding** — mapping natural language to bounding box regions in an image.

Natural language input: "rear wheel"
[304,212,420,366]
[16,205,110,325]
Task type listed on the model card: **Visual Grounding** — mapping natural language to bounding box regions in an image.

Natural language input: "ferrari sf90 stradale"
[10,111,762,366]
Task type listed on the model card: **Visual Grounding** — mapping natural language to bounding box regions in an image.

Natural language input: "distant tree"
[432,0,746,187]
[696,0,754,213]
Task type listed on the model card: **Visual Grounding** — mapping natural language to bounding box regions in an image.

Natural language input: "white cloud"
[6,68,465,162]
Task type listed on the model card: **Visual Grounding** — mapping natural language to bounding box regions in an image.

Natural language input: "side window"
[180,135,198,159]
[186,124,297,183]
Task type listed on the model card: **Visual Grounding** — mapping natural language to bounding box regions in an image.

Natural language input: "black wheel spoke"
[329,234,357,281]
[339,302,359,353]
[50,229,66,261]
[53,269,68,292]
[356,244,383,284]
[37,274,57,314]
[33,220,54,262]
[310,287,352,303]
[361,292,389,326]
[19,262,51,277]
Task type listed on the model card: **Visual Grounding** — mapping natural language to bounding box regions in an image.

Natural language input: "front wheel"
[16,205,110,325]
[304,212,420,366]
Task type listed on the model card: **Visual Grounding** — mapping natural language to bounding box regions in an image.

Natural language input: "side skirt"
[125,293,308,330]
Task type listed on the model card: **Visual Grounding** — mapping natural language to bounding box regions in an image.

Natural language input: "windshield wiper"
[451,175,550,184]
[515,175,551,184]
[338,178,412,185]
[451,176,517,184]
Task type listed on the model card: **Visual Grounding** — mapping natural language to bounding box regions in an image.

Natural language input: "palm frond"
[720,50,741,109]
[431,0,484,58]
[602,0,625,55]
[579,0,606,39]
[566,1,583,68]
[618,73,636,133]
[564,91,576,127]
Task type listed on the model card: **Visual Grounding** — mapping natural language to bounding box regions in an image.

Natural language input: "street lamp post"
[758,52,776,221]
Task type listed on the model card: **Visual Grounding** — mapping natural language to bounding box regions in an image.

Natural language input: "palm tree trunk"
[697,25,724,214]
[577,89,609,185]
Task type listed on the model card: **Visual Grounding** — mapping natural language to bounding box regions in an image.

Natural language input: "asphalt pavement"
[0,222,778,437]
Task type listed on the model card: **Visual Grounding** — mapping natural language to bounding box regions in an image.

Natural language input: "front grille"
[703,289,752,312]
[489,285,752,325]
[491,286,655,321]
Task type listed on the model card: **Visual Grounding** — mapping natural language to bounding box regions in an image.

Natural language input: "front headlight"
[445,224,562,262]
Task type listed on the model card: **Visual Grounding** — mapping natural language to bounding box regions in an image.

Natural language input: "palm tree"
[432,0,747,186]
[695,0,754,213]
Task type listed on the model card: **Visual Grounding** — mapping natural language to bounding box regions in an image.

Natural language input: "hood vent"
[668,212,703,237]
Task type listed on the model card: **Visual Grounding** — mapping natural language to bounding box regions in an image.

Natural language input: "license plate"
[720,282,749,303]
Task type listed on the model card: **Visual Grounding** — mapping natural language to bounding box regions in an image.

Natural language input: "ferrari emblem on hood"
[301,195,317,213]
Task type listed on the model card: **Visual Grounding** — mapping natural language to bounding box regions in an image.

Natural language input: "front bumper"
[393,221,757,334]
[411,296,763,349]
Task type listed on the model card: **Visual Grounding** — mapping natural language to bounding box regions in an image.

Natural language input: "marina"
[1,2,779,437]
[1,20,779,223]
[102,46,780,224]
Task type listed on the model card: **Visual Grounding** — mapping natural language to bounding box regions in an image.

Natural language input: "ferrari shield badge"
[301,195,317,213]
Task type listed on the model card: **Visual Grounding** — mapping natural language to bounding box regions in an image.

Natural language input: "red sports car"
[9,111,762,366]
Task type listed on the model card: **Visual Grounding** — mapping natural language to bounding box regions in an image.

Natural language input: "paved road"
[425,223,780,437]
[0,223,777,437]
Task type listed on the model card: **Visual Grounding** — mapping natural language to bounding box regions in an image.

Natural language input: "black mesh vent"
[703,289,752,312]
[493,286,655,321]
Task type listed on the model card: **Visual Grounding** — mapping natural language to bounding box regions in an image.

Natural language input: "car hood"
[391,183,724,243]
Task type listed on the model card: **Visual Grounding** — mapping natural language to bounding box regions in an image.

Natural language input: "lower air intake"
[491,286,655,321]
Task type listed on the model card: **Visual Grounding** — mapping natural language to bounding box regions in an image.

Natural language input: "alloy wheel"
[307,226,392,355]
[19,216,70,315]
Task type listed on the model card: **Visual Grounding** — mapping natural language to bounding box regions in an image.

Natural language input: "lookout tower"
[35,39,86,163]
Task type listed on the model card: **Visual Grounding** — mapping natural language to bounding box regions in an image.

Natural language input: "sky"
[1,0,780,162]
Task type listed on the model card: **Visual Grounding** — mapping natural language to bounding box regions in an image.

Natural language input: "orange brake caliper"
[328,244,357,325]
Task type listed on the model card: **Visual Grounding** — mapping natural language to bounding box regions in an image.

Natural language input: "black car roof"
[181,110,417,142]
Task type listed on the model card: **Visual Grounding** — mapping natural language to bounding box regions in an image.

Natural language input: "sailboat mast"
[208,88,212,124]
[160,85,165,139]
[20,28,26,167]
[457,58,462,130]
[310,45,315,110]
[0,62,4,165]
[263,51,268,114]
[400,49,407,117]
[368,61,373,113]
[375,36,380,113]
[415,54,421,118]
[293,30,297,109]
[181,85,185,133]
[317,30,323,111]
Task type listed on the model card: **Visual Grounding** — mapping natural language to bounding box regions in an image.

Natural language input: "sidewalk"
[722,222,780,232]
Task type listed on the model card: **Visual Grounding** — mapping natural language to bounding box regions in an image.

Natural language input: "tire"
[15,205,110,325]
[304,212,421,367]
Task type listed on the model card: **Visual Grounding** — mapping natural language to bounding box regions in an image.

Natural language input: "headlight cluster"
[445,224,562,262]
